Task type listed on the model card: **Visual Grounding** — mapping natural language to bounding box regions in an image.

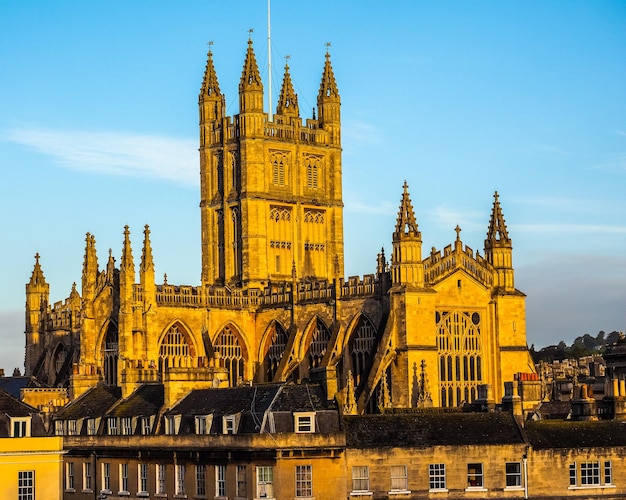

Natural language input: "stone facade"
[24,39,534,410]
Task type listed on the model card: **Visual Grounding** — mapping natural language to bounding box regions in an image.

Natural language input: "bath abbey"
[23,39,534,411]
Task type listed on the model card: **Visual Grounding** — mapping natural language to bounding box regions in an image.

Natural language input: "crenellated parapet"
[424,243,494,288]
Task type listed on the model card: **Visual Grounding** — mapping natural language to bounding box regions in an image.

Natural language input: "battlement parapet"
[424,243,493,288]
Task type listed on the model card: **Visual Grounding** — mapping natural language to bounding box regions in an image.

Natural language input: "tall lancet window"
[214,325,246,387]
[348,315,377,387]
[263,322,288,382]
[102,323,119,386]
[436,311,482,407]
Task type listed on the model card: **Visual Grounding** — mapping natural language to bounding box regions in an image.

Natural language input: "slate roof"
[271,383,336,412]
[525,420,626,449]
[0,376,46,399]
[54,384,121,420]
[0,388,38,417]
[107,384,164,418]
[344,411,525,448]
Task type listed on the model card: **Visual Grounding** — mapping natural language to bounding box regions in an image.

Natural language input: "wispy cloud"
[344,195,396,216]
[532,144,570,156]
[4,127,198,186]
[514,223,626,234]
[342,118,384,152]
[428,205,483,231]
[596,154,626,174]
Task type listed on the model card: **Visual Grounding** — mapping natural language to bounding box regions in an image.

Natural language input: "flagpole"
[267,0,272,118]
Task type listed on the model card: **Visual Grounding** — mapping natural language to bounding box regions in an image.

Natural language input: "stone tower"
[199,41,344,287]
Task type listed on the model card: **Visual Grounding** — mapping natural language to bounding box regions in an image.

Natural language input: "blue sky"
[1,1,625,372]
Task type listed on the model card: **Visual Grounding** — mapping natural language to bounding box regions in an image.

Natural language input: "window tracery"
[214,325,246,387]
[436,311,482,407]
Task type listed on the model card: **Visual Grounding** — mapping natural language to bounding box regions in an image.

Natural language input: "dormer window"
[165,415,180,435]
[294,412,315,433]
[55,419,65,436]
[223,415,237,435]
[67,419,77,436]
[196,415,213,435]
[11,417,31,437]
[121,417,132,435]
[107,417,118,436]
[87,418,96,435]
[140,417,152,435]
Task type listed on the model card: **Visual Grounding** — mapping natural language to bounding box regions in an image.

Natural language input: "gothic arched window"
[214,325,246,387]
[263,322,289,382]
[436,311,483,408]
[348,315,377,387]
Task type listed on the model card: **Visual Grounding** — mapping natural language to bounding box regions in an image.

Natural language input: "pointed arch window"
[272,157,286,186]
[264,322,288,382]
[102,323,119,386]
[159,324,195,375]
[214,326,246,387]
[307,319,331,371]
[348,316,377,387]
[436,311,483,408]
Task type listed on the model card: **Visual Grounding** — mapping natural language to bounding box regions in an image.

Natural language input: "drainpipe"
[523,452,528,499]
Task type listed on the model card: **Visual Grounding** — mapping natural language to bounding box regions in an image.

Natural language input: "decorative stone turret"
[391,182,424,287]
[25,253,49,376]
[484,191,514,292]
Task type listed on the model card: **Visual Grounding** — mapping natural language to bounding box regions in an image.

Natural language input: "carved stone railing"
[424,244,493,288]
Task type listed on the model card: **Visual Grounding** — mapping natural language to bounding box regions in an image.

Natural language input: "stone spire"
[238,38,264,114]
[484,191,514,291]
[140,225,154,276]
[120,225,135,275]
[81,233,98,301]
[391,182,424,287]
[28,253,47,288]
[317,49,340,143]
[199,46,224,126]
[276,62,299,117]
[393,181,420,240]
[486,191,510,243]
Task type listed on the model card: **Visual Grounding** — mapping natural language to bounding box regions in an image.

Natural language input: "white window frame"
[196,415,209,435]
[55,419,65,436]
[176,463,186,496]
[102,462,111,494]
[141,416,152,435]
[569,460,615,490]
[138,463,149,496]
[223,415,236,434]
[351,465,370,494]
[156,463,167,495]
[83,462,92,492]
[216,464,227,497]
[295,464,313,498]
[429,463,446,492]
[87,418,96,435]
[107,417,118,435]
[66,419,77,436]
[256,465,274,499]
[294,412,316,433]
[466,463,486,491]
[65,462,75,492]
[505,462,523,490]
[18,470,34,500]
[119,463,130,495]
[195,464,206,497]
[389,464,408,493]
[121,417,132,435]
[11,417,31,438]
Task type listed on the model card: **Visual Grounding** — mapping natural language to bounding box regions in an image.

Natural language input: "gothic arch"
[342,313,378,389]
[212,323,249,387]
[158,322,197,376]
[298,316,332,377]
[259,320,289,383]
[98,320,119,386]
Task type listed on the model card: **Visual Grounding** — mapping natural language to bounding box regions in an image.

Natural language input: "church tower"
[199,40,344,287]
[391,181,424,287]
[484,191,514,291]
[24,254,49,376]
